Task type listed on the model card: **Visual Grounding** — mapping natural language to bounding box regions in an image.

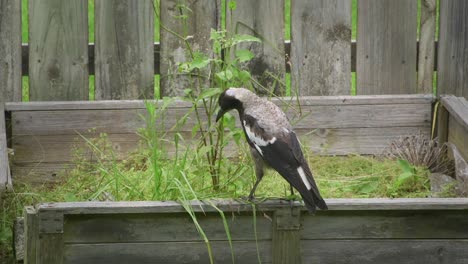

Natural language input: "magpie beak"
[215,109,226,122]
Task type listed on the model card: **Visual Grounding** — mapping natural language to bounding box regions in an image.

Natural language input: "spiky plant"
[381,132,454,176]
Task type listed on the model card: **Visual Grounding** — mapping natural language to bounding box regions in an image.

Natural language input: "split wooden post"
[272,207,302,264]
[0,102,12,192]
[24,206,37,264]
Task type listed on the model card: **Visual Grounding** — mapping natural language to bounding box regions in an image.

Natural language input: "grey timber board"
[63,212,272,243]
[63,241,272,264]
[159,0,219,97]
[357,0,417,94]
[301,240,468,264]
[0,103,12,191]
[0,0,22,102]
[24,207,37,264]
[12,163,72,185]
[4,94,435,111]
[437,0,468,98]
[12,126,429,184]
[441,96,468,131]
[11,103,431,135]
[226,0,285,95]
[291,0,351,96]
[302,210,468,239]
[94,0,154,100]
[28,0,88,101]
[418,0,436,93]
[272,208,301,264]
[12,126,430,163]
[34,198,468,214]
[37,234,64,264]
[448,117,468,162]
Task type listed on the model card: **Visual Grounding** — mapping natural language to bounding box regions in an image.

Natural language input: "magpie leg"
[289,185,295,210]
[248,147,264,201]
[248,177,262,201]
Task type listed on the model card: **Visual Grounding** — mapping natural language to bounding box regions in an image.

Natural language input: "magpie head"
[216,88,246,122]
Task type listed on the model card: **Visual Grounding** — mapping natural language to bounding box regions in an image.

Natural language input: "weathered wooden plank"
[291,0,351,96]
[441,96,468,131]
[13,133,143,163]
[437,104,449,144]
[418,0,436,93]
[300,126,430,155]
[21,40,440,77]
[24,207,37,264]
[0,103,12,191]
[12,162,72,185]
[0,0,22,102]
[301,240,468,264]
[448,117,468,162]
[272,208,301,264]
[437,0,468,98]
[4,94,435,111]
[94,0,154,100]
[35,198,468,215]
[226,0,285,95]
[28,0,88,101]
[64,241,272,264]
[12,126,429,164]
[302,210,468,239]
[64,212,272,243]
[357,0,417,94]
[11,126,429,184]
[159,0,219,97]
[11,103,430,136]
[36,234,63,264]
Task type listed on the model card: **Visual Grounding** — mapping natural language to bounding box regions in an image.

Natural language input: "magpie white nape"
[216,87,328,213]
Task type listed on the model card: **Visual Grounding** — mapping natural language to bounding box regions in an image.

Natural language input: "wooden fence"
[1,0,468,101]
[22,198,468,264]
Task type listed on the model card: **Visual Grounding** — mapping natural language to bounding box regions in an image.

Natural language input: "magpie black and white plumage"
[216,88,327,213]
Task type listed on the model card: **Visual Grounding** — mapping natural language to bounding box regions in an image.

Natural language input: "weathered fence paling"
[2,0,466,99]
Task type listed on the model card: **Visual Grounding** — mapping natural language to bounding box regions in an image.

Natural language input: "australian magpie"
[216,88,328,213]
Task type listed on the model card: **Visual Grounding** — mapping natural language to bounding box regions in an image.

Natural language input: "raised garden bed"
[23,198,468,264]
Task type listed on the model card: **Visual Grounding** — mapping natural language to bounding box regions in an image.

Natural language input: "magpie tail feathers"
[301,163,328,211]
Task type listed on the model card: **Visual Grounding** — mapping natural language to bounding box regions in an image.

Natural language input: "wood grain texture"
[448,117,468,162]
[64,212,272,243]
[301,240,468,264]
[28,0,88,101]
[11,102,431,135]
[418,0,436,93]
[441,96,468,131]
[24,207,37,264]
[302,210,468,239]
[357,0,417,94]
[11,126,429,164]
[0,0,22,102]
[4,94,434,111]
[8,95,433,183]
[272,208,301,264]
[291,0,351,96]
[0,103,12,192]
[159,0,219,97]
[37,234,63,264]
[63,241,272,264]
[35,198,468,214]
[94,0,154,100]
[437,0,468,98]
[226,0,285,95]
